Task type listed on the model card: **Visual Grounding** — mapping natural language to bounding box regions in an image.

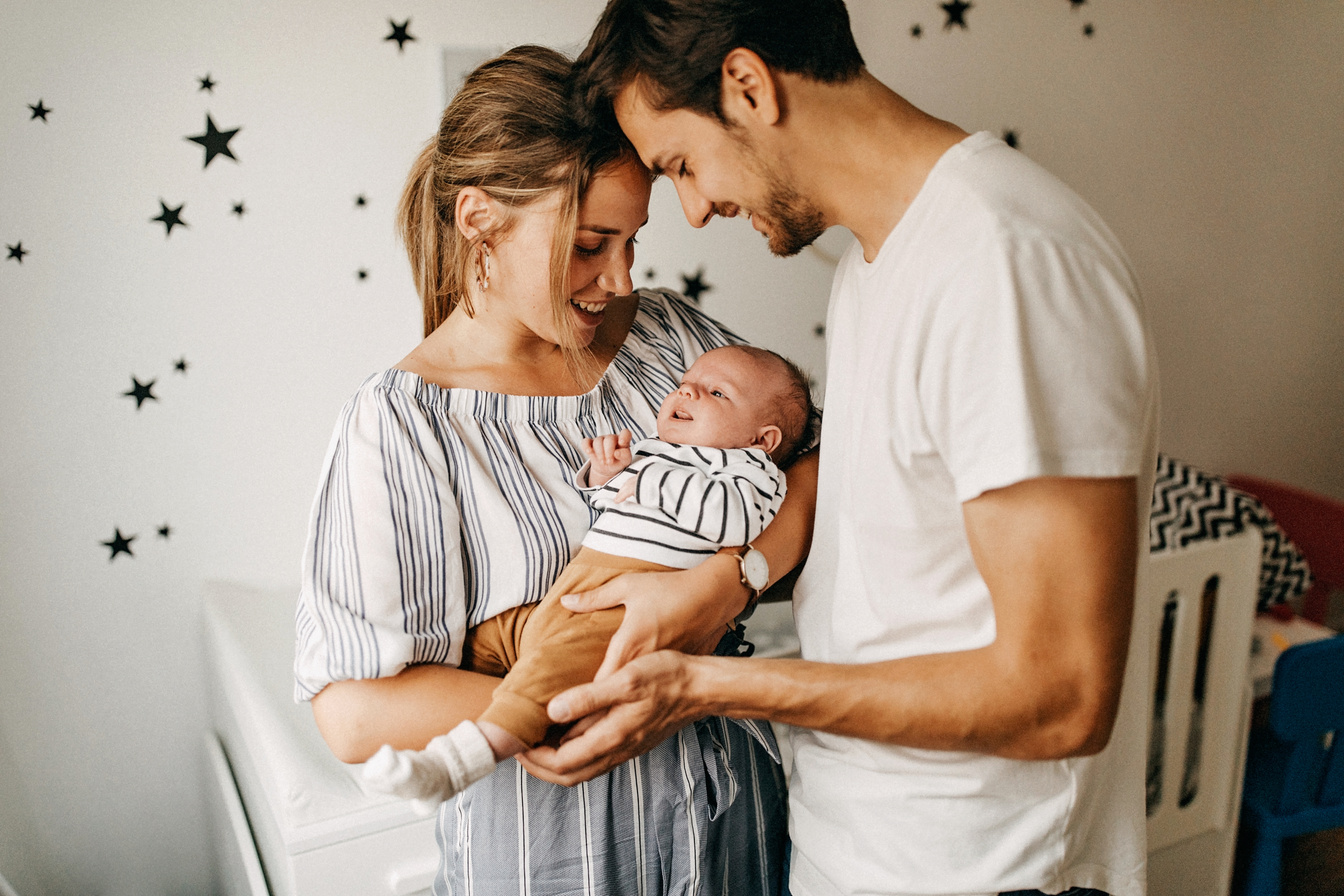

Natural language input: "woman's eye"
[575,243,603,257]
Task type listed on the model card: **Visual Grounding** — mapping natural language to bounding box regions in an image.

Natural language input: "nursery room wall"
[2,1,1341,894]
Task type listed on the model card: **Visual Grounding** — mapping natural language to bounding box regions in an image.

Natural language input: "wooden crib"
[1145,528,1262,896]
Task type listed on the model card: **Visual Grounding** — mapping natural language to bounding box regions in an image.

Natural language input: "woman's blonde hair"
[398,45,636,380]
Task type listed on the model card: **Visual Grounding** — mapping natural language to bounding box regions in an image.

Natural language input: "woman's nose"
[597,252,634,296]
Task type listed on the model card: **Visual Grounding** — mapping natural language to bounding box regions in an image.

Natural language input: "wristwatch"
[733,544,769,622]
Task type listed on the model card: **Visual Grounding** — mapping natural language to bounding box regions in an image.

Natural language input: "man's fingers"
[560,580,628,613]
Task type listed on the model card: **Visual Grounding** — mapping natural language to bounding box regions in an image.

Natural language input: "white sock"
[361,721,498,812]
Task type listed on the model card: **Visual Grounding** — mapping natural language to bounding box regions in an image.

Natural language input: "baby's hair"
[727,345,819,466]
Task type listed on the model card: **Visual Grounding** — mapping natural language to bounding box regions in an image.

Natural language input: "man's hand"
[559,552,744,680]
[518,651,703,785]
[581,429,634,487]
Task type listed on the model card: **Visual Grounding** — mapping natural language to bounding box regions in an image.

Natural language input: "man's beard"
[756,174,827,257]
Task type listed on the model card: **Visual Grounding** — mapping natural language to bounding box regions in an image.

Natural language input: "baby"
[362,344,817,806]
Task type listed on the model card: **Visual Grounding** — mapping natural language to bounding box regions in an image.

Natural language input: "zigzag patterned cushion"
[1150,454,1313,611]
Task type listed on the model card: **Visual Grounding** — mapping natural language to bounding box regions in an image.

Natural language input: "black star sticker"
[357,268,369,281]
[355,194,368,207]
[941,0,972,30]
[1068,0,1087,8]
[1083,23,1095,37]
[102,528,137,561]
[232,201,247,218]
[123,376,158,409]
[28,100,51,121]
[6,242,27,263]
[385,19,415,52]
[1003,129,1019,149]
[186,113,241,168]
[198,73,216,93]
[151,200,188,236]
[911,24,923,38]
[813,323,826,338]
[158,523,173,539]
[680,267,711,304]
[644,267,656,280]
[174,356,189,374]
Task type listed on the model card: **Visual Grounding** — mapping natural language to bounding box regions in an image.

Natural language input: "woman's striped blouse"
[294,289,787,896]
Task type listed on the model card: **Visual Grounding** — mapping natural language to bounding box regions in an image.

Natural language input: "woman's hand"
[560,552,745,680]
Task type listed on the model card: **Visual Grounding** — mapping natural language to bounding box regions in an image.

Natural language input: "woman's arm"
[310,664,502,764]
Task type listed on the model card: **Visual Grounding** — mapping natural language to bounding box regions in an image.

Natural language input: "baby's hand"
[582,429,633,486]
[614,477,637,503]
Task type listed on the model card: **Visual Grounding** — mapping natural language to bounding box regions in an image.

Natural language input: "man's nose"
[674,182,715,229]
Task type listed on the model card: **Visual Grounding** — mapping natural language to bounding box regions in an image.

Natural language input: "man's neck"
[779,70,968,261]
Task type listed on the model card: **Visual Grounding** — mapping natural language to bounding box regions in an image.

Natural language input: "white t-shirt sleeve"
[921,227,1154,503]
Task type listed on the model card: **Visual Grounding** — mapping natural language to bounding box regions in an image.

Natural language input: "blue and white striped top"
[295,289,787,896]
[578,439,786,568]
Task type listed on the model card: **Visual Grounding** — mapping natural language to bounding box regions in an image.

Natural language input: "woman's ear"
[753,424,783,458]
[720,48,781,127]
[454,186,496,242]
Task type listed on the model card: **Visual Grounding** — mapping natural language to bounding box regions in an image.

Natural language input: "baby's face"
[656,347,779,452]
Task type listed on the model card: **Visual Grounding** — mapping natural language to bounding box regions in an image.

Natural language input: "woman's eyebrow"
[577,218,650,235]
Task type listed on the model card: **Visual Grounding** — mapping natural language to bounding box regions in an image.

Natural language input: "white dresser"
[203,581,439,896]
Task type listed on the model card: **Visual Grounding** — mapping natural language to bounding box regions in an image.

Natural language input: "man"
[529,2,1160,895]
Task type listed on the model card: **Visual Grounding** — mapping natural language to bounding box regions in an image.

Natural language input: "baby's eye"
[710,390,725,398]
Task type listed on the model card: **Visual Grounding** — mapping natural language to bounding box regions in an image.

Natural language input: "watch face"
[742,548,770,590]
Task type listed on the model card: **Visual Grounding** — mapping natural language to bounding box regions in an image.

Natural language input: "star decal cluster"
[144,78,246,238]
[910,1,1097,40]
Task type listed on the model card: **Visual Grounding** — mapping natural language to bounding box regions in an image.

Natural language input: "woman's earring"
[476,243,491,292]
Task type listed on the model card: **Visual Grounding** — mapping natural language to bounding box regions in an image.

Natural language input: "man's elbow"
[1034,690,1122,759]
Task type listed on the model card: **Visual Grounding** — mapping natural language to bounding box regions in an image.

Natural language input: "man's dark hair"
[573,0,864,132]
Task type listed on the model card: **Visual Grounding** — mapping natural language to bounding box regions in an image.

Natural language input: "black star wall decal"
[198,73,216,92]
[357,268,369,280]
[123,376,158,409]
[186,113,241,168]
[28,100,52,121]
[6,242,27,263]
[911,24,923,38]
[232,201,247,218]
[644,267,656,281]
[1068,0,1087,8]
[1003,129,1019,148]
[941,0,972,30]
[174,357,189,374]
[151,200,187,236]
[355,194,367,207]
[680,267,711,303]
[385,19,415,51]
[102,528,137,561]
[158,524,172,539]
[1083,23,1095,37]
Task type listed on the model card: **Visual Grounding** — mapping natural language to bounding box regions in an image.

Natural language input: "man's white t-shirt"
[788,132,1160,896]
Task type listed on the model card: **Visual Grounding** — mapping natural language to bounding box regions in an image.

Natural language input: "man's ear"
[753,424,783,458]
[454,186,497,242]
[720,47,781,127]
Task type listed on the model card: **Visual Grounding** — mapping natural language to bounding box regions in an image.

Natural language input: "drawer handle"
[388,858,438,895]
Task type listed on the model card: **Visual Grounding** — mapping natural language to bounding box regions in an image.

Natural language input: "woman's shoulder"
[626,287,747,356]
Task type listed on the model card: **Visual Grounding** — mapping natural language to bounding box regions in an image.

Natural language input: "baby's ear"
[753,424,783,458]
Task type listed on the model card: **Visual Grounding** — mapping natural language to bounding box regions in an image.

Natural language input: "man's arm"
[521,475,1137,783]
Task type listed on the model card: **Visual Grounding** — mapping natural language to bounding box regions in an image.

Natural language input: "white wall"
[1,2,1340,894]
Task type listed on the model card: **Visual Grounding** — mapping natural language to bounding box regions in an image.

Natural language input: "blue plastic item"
[1239,635,1344,896]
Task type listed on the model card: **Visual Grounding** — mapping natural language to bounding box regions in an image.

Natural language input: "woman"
[294,46,814,895]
